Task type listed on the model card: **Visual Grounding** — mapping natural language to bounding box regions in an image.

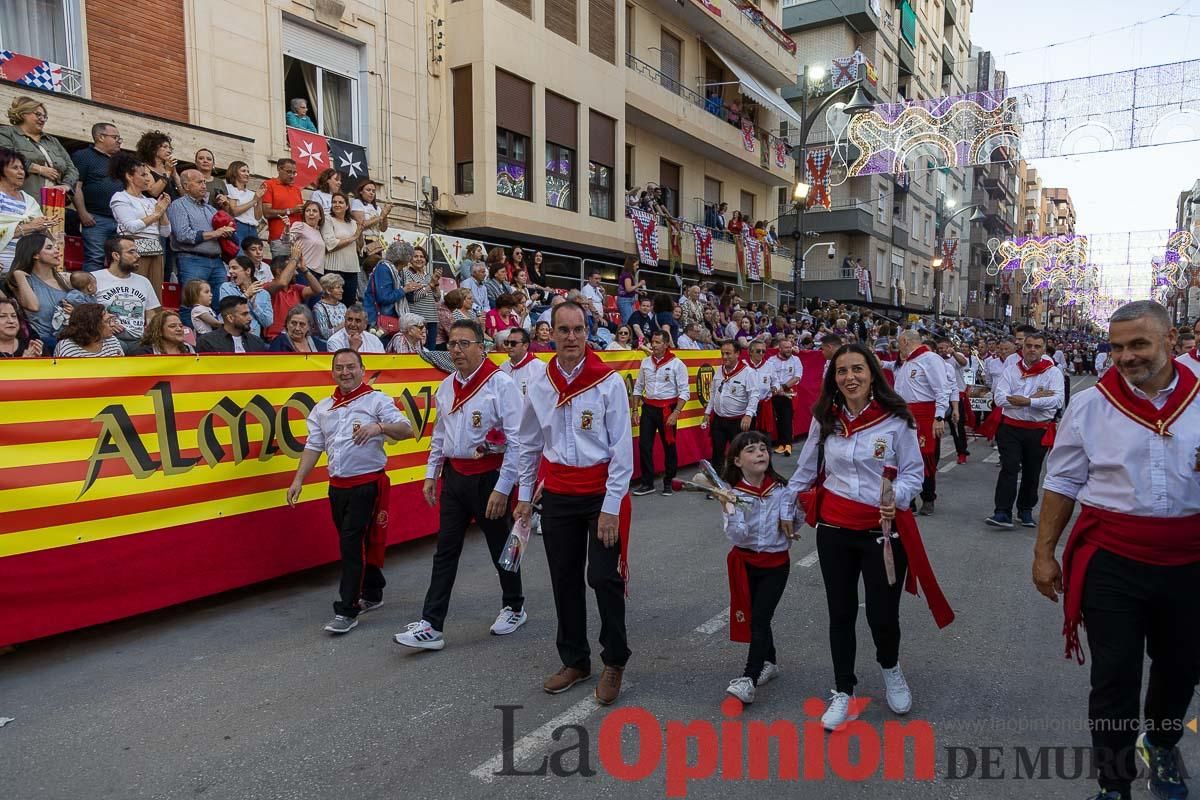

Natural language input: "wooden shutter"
[740,190,755,220]
[545,92,578,148]
[545,0,578,43]
[589,110,615,167]
[659,160,680,215]
[497,0,532,17]
[452,66,473,163]
[589,0,615,64]
[660,30,681,89]
[495,70,533,137]
[704,177,721,206]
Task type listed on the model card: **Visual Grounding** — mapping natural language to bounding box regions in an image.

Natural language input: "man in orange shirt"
[262,159,304,241]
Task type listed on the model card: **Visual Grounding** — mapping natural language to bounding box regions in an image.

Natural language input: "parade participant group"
[287,299,1199,800]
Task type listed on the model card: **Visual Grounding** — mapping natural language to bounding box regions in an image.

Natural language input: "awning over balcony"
[709,47,805,128]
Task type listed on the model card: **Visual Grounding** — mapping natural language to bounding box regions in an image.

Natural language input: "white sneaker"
[393,620,445,650]
[489,606,528,636]
[881,665,912,714]
[821,690,858,731]
[757,661,781,686]
[726,677,755,704]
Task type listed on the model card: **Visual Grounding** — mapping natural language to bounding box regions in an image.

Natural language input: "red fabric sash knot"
[331,382,375,410]
[328,470,391,569]
[907,400,938,475]
[1094,364,1198,437]
[1017,356,1055,378]
[1060,506,1200,664]
[447,454,504,476]
[651,350,677,369]
[508,352,538,371]
[546,351,614,407]
[959,391,978,429]
[451,358,500,413]
[977,405,1004,440]
[540,459,632,592]
[727,547,790,642]
[734,477,777,498]
[816,489,955,629]
[836,401,890,438]
[643,397,679,444]
[721,361,747,381]
[905,345,931,362]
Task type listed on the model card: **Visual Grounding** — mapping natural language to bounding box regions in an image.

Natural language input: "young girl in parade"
[720,431,799,704]
[788,343,955,730]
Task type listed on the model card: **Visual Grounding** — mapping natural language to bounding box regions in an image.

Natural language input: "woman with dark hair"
[483,292,520,338]
[483,259,512,309]
[223,159,265,244]
[192,148,226,207]
[135,130,181,201]
[616,255,644,324]
[219,255,273,337]
[402,244,442,348]
[526,250,549,289]
[322,191,362,302]
[109,151,170,296]
[53,303,125,357]
[310,168,342,212]
[0,147,51,271]
[350,180,392,236]
[0,296,42,357]
[529,320,554,352]
[133,308,195,354]
[4,232,69,345]
[787,343,953,731]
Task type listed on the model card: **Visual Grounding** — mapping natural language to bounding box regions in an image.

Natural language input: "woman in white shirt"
[108,152,170,299]
[605,325,634,350]
[223,160,265,245]
[0,148,52,271]
[350,180,392,235]
[322,192,363,303]
[309,168,341,212]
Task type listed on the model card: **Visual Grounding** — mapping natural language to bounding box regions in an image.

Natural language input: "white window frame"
[282,18,364,145]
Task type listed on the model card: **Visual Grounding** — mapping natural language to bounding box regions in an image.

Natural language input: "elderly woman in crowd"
[314,272,348,340]
[483,259,512,309]
[402,244,442,348]
[270,305,326,353]
[108,151,170,297]
[132,308,195,355]
[53,304,125,358]
[529,320,554,352]
[387,312,428,354]
[0,97,77,196]
[0,147,52,272]
[364,239,412,328]
[0,297,42,357]
[4,232,68,346]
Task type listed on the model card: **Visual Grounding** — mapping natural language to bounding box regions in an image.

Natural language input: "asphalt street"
[3,376,1197,800]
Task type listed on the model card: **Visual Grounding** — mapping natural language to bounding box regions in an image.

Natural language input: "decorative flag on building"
[0,50,64,92]
[742,229,763,281]
[695,0,722,16]
[287,128,370,190]
[40,187,67,264]
[741,120,756,152]
[940,239,959,272]
[775,140,788,168]
[694,226,715,275]
[630,208,659,267]
[805,148,832,210]
[831,54,859,90]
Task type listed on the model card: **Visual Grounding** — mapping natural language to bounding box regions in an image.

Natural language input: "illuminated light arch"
[1058,122,1117,156]
[1148,109,1200,146]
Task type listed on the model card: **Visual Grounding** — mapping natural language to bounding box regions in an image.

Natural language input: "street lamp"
[790,70,874,313]
[932,204,986,321]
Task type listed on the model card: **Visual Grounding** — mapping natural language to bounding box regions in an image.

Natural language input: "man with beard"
[983,331,1063,529]
[1034,301,1200,800]
[196,295,267,352]
[93,235,159,352]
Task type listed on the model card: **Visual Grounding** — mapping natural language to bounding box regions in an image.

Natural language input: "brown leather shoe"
[543,666,590,694]
[594,665,624,705]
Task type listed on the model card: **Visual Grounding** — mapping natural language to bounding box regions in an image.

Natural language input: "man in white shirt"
[499,326,547,399]
[702,341,762,465]
[984,330,1063,529]
[395,319,527,651]
[94,235,160,351]
[632,330,690,496]
[581,271,606,333]
[936,337,968,463]
[514,301,634,705]
[675,322,703,350]
[745,339,775,435]
[1033,300,1200,800]
[325,305,385,353]
[287,349,414,634]
[461,261,491,314]
[536,294,566,327]
[1176,319,1200,375]
[769,337,804,455]
[883,330,949,514]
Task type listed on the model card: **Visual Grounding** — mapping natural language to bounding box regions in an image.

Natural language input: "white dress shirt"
[581,283,605,316]
[304,390,412,478]
[983,355,1006,389]
[517,359,635,516]
[501,354,548,400]
[789,413,925,511]
[992,357,1064,423]
[425,364,523,494]
[723,481,790,553]
[884,350,950,417]
[675,334,701,350]
[1176,350,1200,377]
[746,358,775,405]
[633,354,691,403]
[770,354,803,392]
[1043,373,1200,517]
[326,329,385,353]
[706,362,765,418]
[941,356,960,407]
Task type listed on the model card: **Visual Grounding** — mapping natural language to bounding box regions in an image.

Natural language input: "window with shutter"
[497,0,532,18]
[452,66,474,194]
[659,160,680,217]
[589,0,615,64]
[659,30,682,95]
[496,70,533,201]
[740,190,755,221]
[545,93,578,211]
[545,0,577,43]
[588,111,615,219]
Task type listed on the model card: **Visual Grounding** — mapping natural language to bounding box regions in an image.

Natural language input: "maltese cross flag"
[287,128,370,189]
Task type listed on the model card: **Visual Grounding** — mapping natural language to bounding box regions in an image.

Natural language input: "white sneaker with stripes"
[393,620,445,650]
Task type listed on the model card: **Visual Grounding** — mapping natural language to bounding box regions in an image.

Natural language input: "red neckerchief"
[508,352,538,371]
[1188,348,1199,362]
[721,361,747,380]
[547,350,614,407]
[1095,364,1198,437]
[735,477,777,498]
[746,356,766,370]
[451,358,500,413]
[906,345,931,361]
[1017,356,1055,378]
[836,400,891,437]
[651,349,677,369]
[331,382,375,410]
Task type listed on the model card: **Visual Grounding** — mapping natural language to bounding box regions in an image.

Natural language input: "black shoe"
[918,501,935,516]
[661,487,674,496]
[1085,791,1128,800]
[632,485,655,496]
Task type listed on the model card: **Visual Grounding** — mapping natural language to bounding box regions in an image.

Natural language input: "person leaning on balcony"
[0,96,78,197]
[286,98,318,133]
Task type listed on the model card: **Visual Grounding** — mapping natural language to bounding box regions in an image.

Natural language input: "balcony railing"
[728,0,797,55]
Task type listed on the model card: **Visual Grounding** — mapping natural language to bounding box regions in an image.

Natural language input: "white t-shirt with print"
[93,270,161,340]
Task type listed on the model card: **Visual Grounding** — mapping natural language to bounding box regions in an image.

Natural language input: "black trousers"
[949,398,969,456]
[540,491,630,671]
[742,560,790,684]
[710,415,743,469]
[920,439,939,503]
[993,423,1048,515]
[816,523,909,694]
[420,463,524,631]
[638,404,677,487]
[772,395,794,446]
[328,482,385,618]
[1083,549,1200,794]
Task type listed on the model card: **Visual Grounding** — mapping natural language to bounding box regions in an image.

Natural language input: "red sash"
[816,490,955,629]
[908,400,938,476]
[1094,362,1198,437]
[508,352,538,371]
[643,397,679,444]
[1060,506,1200,664]
[959,391,978,429]
[836,400,890,437]
[451,358,501,413]
[651,350,677,369]
[330,382,375,410]
[1017,356,1055,378]
[977,405,1004,440]
[447,454,504,476]
[328,470,391,569]
[906,345,931,361]
[727,547,790,642]
[541,459,632,591]
[547,351,614,407]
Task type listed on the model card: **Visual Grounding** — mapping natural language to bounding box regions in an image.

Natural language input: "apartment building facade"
[779,0,973,314]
